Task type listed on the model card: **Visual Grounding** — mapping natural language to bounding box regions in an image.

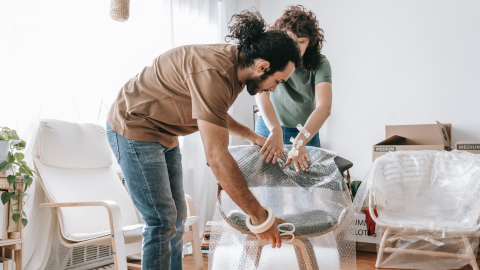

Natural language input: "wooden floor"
[181,252,480,270]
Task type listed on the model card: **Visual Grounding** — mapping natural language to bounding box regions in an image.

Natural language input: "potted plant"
[0,132,9,163]
[0,127,35,228]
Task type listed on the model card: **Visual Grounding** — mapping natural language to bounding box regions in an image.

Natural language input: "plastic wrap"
[353,150,480,269]
[209,145,356,270]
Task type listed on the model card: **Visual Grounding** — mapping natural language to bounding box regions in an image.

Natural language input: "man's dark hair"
[225,9,302,76]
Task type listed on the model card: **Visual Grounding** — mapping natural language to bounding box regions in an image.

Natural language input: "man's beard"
[245,73,270,96]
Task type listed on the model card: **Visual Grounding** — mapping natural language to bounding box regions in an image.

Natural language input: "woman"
[255,5,332,173]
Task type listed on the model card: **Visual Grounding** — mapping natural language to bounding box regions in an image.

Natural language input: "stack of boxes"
[201,221,212,257]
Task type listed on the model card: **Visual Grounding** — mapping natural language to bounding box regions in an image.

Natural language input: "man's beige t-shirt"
[108,44,243,148]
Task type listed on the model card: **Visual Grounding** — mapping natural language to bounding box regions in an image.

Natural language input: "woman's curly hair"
[272,5,325,71]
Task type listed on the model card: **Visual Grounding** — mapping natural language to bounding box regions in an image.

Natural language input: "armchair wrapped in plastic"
[353,150,480,270]
[209,145,357,270]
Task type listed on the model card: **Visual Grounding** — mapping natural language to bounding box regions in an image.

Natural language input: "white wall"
[230,0,261,145]
[258,0,480,180]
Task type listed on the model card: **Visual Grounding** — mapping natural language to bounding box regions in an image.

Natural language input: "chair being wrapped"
[353,150,480,269]
[209,145,357,270]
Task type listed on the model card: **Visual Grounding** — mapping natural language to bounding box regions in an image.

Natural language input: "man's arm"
[198,119,284,247]
[227,115,266,146]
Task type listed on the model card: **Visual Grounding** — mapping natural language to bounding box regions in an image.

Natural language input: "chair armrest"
[185,194,197,217]
[39,201,128,269]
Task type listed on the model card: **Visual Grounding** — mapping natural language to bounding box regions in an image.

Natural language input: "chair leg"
[294,242,308,270]
[244,235,264,268]
[191,223,204,270]
[461,235,479,270]
[292,238,316,270]
[375,228,391,269]
[127,263,141,270]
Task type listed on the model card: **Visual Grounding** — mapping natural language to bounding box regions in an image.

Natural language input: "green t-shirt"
[268,55,332,128]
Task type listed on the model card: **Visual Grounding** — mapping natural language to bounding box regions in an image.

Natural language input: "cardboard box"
[455,141,480,154]
[373,121,451,161]
[354,212,378,253]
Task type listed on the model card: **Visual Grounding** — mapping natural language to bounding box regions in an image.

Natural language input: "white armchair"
[33,119,203,270]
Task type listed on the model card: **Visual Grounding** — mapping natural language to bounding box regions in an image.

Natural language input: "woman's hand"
[284,145,311,173]
[250,133,267,147]
[260,129,285,164]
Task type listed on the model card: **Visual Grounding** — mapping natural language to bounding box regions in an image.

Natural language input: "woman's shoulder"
[312,54,332,84]
[315,55,331,71]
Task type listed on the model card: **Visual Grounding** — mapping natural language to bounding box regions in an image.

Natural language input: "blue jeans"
[106,122,186,270]
[255,117,321,148]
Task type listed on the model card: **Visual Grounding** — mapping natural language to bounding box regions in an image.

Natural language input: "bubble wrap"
[353,150,480,269]
[209,145,356,270]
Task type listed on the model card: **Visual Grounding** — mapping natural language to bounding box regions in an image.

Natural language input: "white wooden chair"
[32,119,203,270]
[368,150,480,270]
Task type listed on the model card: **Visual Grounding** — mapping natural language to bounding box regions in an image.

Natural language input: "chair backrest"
[371,150,480,229]
[219,145,351,236]
[33,119,140,242]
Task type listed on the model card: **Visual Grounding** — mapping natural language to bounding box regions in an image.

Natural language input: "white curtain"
[164,0,238,240]
[0,0,234,268]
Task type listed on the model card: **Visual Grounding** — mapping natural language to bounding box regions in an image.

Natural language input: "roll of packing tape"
[246,206,275,234]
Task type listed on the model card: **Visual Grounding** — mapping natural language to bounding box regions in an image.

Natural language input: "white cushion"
[35,158,141,242]
[37,119,112,169]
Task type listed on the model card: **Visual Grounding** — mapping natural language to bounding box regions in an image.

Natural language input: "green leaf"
[24,175,33,187]
[12,213,20,223]
[9,139,22,147]
[15,141,26,150]
[12,182,16,191]
[7,152,15,163]
[22,218,28,228]
[14,153,24,161]
[12,194,19,200]
[19,167,27,175]
[2,127,11,131]
[1,192,13,205]
[20,161,27,166]
[15,172,21,176]
[10,130,19,140]
[7,175,15,186]
[20,209,27,217]
[351,181,362,198]
[20,192,29,198]
[0,161,12,172]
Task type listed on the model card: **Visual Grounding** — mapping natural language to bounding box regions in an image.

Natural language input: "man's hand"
[284,145,311,173]
[254,217,287,248]
[250,207,286,248]
[260,129,285,164]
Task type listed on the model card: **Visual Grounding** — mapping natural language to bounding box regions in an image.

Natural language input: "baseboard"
[356,242,377,253]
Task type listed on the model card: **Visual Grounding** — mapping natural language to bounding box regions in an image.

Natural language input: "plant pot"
[0,140,9,163]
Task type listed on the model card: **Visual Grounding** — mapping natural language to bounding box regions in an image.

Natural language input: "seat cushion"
[227,210,338,236]
[36,119,113,169]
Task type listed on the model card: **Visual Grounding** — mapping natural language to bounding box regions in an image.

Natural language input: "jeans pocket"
[107,130,120,162]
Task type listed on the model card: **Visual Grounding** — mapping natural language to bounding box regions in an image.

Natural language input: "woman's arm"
[255,92,285,163]
[285,82,332,172]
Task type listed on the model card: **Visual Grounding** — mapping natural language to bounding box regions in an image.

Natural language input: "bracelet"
[246,206,275,234]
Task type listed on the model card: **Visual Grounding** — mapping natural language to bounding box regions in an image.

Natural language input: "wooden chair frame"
[369,188,480,270]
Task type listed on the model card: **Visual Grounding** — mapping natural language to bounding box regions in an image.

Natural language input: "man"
[106,10,301,270]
